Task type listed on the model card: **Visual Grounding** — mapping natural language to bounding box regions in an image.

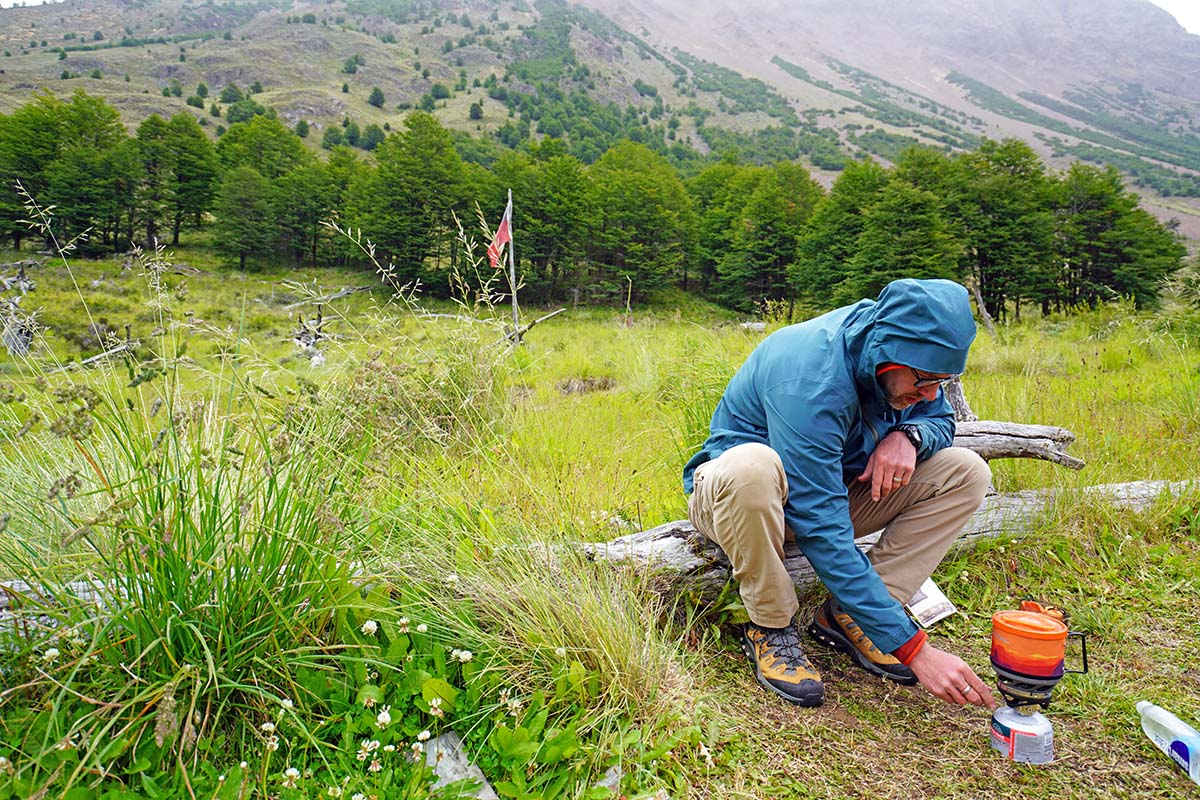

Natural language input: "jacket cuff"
[893,629,928,665]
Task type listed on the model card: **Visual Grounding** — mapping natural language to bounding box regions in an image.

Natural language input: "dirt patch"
[556,376,616,395]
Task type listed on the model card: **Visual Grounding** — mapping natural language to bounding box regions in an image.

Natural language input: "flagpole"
[507,188,519,342]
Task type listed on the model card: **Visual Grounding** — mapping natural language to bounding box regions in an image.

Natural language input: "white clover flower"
[282,766,300,788]
[368,758,382,773]
[218,774,226,783]
[356,738,380,761]
[326,786,343,798]
[375,705,392,728]
[410,742,424,761]
[260,721,276,733]
[416,623,428,633]
[417,730,431,742]
[280,698,294,710]
[453,649,473,663]
[444,573,459,588]
[43,648,60,664]
[265,735,280,752]
[398,617,410,633]
[353,794,367,800]
[383,744,396,752]
[360,620,378,636]
[554,647,567,659]
[239,761,248,769]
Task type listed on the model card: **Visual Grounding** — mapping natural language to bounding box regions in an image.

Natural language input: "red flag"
[486,198,512,269]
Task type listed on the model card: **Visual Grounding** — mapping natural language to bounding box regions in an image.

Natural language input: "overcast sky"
[0,0,1198,33]
[1145,0,1200,34]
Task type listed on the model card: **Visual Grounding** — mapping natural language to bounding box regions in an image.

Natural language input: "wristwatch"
[891,424,922,450]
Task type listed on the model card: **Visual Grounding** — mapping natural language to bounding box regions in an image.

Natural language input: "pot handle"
[1065,631,1088,675]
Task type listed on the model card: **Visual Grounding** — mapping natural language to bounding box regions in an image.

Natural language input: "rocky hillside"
[1,0,1198,238]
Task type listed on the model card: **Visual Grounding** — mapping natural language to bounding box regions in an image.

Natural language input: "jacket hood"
[848,279,977,388]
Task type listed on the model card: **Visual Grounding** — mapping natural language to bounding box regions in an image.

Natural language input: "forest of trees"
[0,90,1187,316]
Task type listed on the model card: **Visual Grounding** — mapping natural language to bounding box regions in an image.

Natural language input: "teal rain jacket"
[683,279,977,653]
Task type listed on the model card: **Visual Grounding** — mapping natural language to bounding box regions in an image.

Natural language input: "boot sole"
[807,620,919,686]
[740,637,825,707]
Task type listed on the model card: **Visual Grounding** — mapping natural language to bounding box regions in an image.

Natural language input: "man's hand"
[908,644,996,709]
[856,431,917,501]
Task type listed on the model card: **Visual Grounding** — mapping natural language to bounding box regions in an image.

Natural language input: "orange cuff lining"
[893,629,928,665]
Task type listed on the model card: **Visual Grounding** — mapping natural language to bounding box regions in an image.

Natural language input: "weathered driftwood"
[954,420,1084,470]
[583,480,1192,604]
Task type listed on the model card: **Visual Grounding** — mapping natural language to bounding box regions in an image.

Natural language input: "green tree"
[1053,163,1184,309]
[589,140,695,298]
[216,115,308,180]
[360,124,385,151]
[213,165,274,269]
[164,113,218,244]
[295,119,309,138]
[273,162,337,266]
[0,90,129,250]
[321,126,343,149]
[368,87,385,108]
[792,159,890,307]
[45,136,138,254]
[839,181,962,304]
[947,139,1055,321]
[714,161,823,312]
[468,101,483,121]
[133,114,172,247]
[345,112,466,285]
[687,160,764,294]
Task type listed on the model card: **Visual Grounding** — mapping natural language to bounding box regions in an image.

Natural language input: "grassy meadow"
[1,234,1199,799]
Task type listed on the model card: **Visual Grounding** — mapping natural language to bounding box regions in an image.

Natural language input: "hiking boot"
[741,622,825,706]
[808,597,918,685]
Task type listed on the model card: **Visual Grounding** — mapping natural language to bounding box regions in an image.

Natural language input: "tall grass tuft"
[0,359,389,793]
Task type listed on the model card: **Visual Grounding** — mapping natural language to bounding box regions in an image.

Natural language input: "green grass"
[2,236,1200,797]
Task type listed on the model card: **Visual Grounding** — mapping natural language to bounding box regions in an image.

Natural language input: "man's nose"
[920,384,940,402]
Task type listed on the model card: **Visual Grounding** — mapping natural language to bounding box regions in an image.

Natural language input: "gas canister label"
[990,716,1054,763]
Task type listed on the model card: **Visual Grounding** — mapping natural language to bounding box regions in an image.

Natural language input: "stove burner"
[993,663,1060,709]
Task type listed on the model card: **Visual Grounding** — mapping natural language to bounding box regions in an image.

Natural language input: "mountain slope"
[1,0,1198,239]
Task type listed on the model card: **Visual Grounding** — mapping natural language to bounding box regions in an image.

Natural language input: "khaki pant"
[687,443,990,628]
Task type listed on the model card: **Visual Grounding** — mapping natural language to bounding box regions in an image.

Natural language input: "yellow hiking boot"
[808,597,918,685]
[741,621,825,706]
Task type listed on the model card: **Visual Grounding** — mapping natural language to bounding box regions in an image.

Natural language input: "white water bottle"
[1136,700,1200,786]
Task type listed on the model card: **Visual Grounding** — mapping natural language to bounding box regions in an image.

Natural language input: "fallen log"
[954,421,1084,470]
[583,480,1192,604]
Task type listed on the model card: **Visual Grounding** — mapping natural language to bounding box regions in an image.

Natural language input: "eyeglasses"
[910,367,961,388]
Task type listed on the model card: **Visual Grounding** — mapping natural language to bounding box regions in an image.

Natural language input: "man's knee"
[933,447,991,500]
[710,443,787,505]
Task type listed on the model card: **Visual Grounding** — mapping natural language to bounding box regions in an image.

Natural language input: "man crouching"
[684,279,996,709]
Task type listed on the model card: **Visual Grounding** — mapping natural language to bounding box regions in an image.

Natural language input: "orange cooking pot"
[990,603,1088,680]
